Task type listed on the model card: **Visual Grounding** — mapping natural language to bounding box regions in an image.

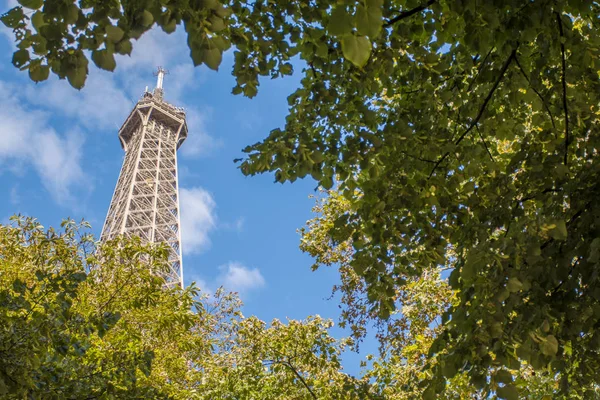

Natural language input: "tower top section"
[153,66,169,100]
[117,67,188,151]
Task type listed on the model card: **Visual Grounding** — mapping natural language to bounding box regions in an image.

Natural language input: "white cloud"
[180,107,221,157]
[217,261,266,293]
[187,261,265,298]
[9,186,19,205]
[23,72,132,132]
[0,82,86,204]
[10,26,218,157]
[117,29,189,73]
[179,186,217,254]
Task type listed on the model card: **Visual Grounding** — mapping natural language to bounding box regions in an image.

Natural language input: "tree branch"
[428,48,517,179]
[267,359,318,399]
[399,150,437,164]
[514,54,556,130]
[475,126,495,162]
[384,0,436,27]
[556,12,569,166]
[467,47,494,93]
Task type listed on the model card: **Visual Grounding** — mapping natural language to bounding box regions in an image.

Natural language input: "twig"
[467,47,494,92]
[556,12,569,166]
[266,359,318,399]
[284,361,318,399]
[428,48,517,179]
[514,54,556,129]
[384,0,436,27]
[398,150,437,164]
[475,126,495,162]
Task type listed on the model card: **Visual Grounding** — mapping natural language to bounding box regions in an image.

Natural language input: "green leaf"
[211,36,231,51]
[341,35,371,67]
[243,82,257,98]
[31,11,45,29]
[548,220,567,241]
[92,49,116,71]
[327,6,352,36]
[1,7,25,29]
[497,384,519,400]
[507,277,523,293]
[355,3,383,38]
[495,369,513,384]
[12,49,29,68]
[29,64,49,82]
[540,335,559,356]
[588,237,600,263]
[316,42,329,58]
[162,18,177,34]
[66,65,87,89]
[18,0,42,9]
[321,175,334,190]
[105,25,125,43]
[115,40,132,55]
[209,16,225,32]
[202,47,223,71]
[141,10,154,27]
[280,63,293,75]
[541,319,550,333]
[64,4,79,24]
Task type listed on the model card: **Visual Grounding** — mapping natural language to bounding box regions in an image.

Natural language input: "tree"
[4,0,600,396]
[0,216,365,399]
[300,190,568,399]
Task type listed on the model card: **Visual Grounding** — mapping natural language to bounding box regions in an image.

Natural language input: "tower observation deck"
[100,67,187,288]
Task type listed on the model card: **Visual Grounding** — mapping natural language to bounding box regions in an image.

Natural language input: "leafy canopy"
[0,216,366,399]
[300,190,567,399]
[4,0,600,397]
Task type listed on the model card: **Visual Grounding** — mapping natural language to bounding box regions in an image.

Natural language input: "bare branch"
[384,0,436,27]
[428,49,517,179]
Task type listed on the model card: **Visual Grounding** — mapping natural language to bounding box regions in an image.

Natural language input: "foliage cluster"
[0,217,361,399]
[3,0,600,397]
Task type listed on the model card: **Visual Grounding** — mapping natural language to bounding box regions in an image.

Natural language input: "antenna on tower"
[153,66,169,100]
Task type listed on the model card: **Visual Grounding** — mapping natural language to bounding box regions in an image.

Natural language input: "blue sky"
[0,1,378,375]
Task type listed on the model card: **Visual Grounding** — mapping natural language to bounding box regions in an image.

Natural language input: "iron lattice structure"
[101,68,187,288]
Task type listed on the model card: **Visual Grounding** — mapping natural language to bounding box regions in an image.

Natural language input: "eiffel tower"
[100,68,186,288]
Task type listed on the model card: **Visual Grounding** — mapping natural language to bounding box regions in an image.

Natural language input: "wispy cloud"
[23,72,132,131]
[180,107,222,157]
[189,261,266,298]
[217,261,266,294]
[179,186,217,254]
[9,186,19,206]
[0,81,86,205]
[221,216,245,233]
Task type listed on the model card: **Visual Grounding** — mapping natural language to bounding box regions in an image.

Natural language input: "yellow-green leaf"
[507,277,523,293]
[548,220,567,241]
[327,6,352,36]
[355,3,383,38]
[341,35,371,67]
[141,10,154,27]
[540,335,558,356]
